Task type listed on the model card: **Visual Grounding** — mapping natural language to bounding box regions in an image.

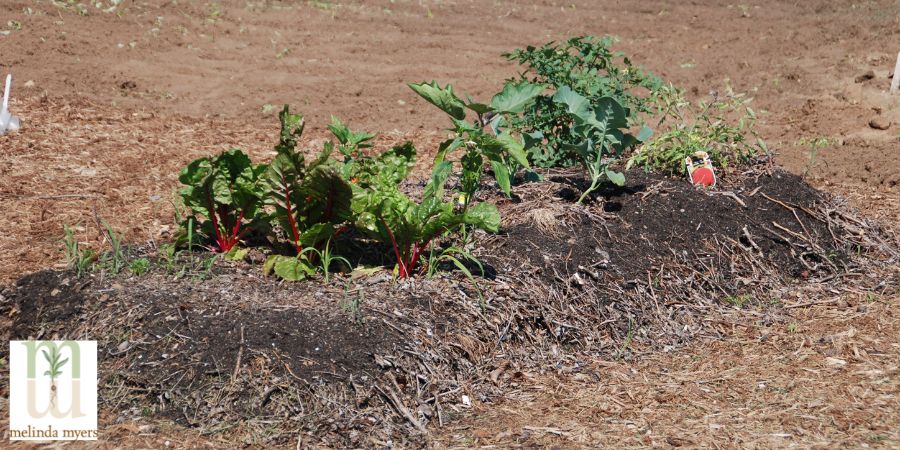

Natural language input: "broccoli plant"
[409,81,536,199]
[178,149,267,253]
[552,86,650,203]
[353,160,500,278]
[503,36,663,167]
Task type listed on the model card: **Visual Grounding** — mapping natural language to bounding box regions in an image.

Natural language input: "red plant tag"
[685,151,716,187]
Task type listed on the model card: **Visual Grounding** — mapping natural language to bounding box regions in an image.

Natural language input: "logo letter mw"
[22,341,86,419]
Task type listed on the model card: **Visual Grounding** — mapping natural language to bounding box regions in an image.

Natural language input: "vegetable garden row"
[174,36,766,281]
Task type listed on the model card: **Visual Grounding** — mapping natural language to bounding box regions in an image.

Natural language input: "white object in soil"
[892,51,900,94]
[1,73,21,135]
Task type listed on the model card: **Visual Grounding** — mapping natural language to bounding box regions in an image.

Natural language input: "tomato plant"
[627,85,767,175]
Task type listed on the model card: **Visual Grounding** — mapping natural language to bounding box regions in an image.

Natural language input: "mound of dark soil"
[2,168,896,447]
[491,169,847,283]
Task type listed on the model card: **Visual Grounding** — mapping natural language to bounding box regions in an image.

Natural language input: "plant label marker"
[685,151,716,187]
[892,51,900,94]
[1,73,21,135]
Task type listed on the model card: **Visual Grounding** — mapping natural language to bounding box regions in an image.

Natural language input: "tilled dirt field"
[1,0,899,448]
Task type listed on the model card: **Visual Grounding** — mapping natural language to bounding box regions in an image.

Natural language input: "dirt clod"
[869,118,892,130]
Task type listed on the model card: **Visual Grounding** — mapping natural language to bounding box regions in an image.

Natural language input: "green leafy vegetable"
[353,161,500,278]
[179,149,267,253]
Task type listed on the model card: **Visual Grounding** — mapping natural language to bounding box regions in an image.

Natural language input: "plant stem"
[381,219,407,278]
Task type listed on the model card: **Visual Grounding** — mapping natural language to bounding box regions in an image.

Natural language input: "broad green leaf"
[409,81,467,121]
[591,97,628,130]
[304,167,353,223]
[495,132,531,169]
[423,161,453,200]
[463,202,501,233]
[297,223,334,248]
[564,139,593,160]
[636,125,653,142]
[491,160,511,196]
[465,101,493,115]
[552,86,592,122]
[263,255,316,281]
[491,82,545,113]
[605,168,626,186]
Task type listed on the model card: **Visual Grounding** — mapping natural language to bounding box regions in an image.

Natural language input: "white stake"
[1,73,20,135]
[2,74,10,112]
[892,51,900,94]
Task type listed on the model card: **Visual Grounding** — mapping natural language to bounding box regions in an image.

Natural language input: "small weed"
[299,239,352,283]
[787,322,799,333]
[129,258,150,276]
[196,254,219,280]
[62,224,95,278]
[798,136,832,177]
[723,294,752,308]
[99,221,126,275]
[339,282,364,324]
[157,243,178,273]
[275,47,291,59]
[617,318,635,360]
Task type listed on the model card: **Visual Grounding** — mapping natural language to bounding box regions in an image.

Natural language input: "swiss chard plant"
[179,149,267,253]
[264,106,354,280]
[409,81,537,200]
[503,36,663,167]
[353,160,500,278]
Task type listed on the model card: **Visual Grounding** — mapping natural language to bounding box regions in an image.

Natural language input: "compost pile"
[2,164,896,447]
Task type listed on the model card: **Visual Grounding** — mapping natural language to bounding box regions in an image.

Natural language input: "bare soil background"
[1,0,899,447]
